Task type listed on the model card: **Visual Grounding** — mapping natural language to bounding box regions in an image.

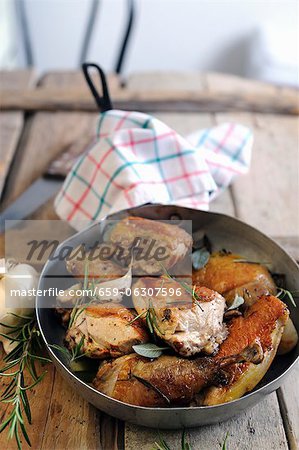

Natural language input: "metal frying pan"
[36,204,299,429]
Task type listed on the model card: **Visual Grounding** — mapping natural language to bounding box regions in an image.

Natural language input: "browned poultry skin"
[65,304,149,358]
[217,295,288,357]
[66,244,126,280]
[107,216,192,275]
[93,347,261,407]
[193,252,276,303]
[202,295,289,405]
[193,252,297,355]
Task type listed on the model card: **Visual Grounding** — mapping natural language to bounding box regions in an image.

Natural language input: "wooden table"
[0,70,298,450]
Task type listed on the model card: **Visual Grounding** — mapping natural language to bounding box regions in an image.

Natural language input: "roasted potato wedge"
[202,295,289,405]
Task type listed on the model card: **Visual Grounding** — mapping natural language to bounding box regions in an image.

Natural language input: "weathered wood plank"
[205,72,297,97]
[40,70,120,94]
[1,111,97,209]
[0,359,55,450]
[0,70,36,199]
[40,370,100,450]
[127,71,207,91]
[1,85,298,114]
[215,113,299,237]
[125,393,288,450]
[277,364,299,450]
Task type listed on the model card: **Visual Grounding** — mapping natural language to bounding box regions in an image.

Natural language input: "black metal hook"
[82,62,113,112]
[115,0,135,74]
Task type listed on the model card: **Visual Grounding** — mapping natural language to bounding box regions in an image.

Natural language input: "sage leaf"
[226,294,244,311]
[192,248,210,270]
[132,343,169,358]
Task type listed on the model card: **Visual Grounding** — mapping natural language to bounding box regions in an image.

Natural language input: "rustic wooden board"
[127,71,207,91]
[214,112,299,237]
[277,365,299,450]
[40,71,120,94]
[0,70,36,199]
[39,370,100,450]
[0,358,55,450]
[1,80,298,114]
[125,393,288,450]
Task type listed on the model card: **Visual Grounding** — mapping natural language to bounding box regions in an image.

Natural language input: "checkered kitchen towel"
[54,110,253,230]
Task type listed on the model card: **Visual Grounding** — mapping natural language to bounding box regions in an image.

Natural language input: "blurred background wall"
[0,0,298,86]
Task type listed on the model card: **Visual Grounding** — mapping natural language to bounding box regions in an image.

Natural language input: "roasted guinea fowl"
[132,277,227,355]
[193,251,276,302]
[65,304,149,358]
[193,251,298,354]
[66,244,126,280]
[105,216,192,275]
[93,343,263,407]
[202,294,289,405]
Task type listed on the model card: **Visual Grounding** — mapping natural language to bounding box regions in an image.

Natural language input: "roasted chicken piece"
[93,343,262,407]
[132,277,227,356]
[65,304,149,358]
[106,216,192,275]
[66,244,126,280]
[193,252,276,303]
[202,295,289,405]
[193,251,298,354]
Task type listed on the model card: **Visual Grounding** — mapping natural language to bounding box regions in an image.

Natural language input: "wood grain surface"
[0,70,298,450]
[0,70,36,198]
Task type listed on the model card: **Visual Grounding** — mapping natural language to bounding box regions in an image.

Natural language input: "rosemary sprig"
[49,335,86,364]
[152,429,192,450]
[0,314,51,450]
[152,432,171,450]
[152,430,229,450]
[127,299,165,336]
[127,309,147,325]
[159,264,203,311]
[222,432,229,450]
[233,259,271,265]
[181,429,192,450]
[182,282,204,312]
[277,288,297,307]
[68,260,90,328]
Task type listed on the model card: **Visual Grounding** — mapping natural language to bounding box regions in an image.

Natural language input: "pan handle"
[82,62,113,112]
